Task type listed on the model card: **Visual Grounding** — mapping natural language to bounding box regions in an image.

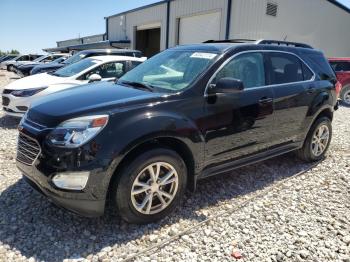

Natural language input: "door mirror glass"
[208,77,244,94]
[88,74,102,83]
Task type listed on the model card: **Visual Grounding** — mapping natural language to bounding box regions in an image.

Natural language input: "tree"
[0,49,20,56]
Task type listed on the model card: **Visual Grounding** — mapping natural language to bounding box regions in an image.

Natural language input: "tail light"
[335,81,342,98]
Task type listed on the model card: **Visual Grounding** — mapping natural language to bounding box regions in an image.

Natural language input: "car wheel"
[340,85,350,106]
[114,148,187,224]
[296,116,332,162]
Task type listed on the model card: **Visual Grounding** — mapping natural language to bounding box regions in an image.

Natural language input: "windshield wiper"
[118,80,155,92]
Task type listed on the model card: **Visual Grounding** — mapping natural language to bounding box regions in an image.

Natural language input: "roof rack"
[203,39,257,44]
[256,39,313,49]
[203,39,313,49]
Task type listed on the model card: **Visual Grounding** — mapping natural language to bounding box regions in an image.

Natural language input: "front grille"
[17,133,41,165]
[16,106,28,112]
[2,96,10,106]
[2,89,13,95]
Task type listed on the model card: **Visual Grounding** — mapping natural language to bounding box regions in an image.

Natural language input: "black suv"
[30,49,143,75]
[16,40,338,224]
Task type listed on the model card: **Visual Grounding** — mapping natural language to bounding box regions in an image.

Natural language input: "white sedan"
[2,55,145,117]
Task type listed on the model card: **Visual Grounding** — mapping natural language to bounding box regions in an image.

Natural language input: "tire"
[114,148,187,224]
[296,117,332,162]
[340,85,350,106]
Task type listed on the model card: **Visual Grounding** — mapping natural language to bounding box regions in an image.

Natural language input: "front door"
[201,52,275,166]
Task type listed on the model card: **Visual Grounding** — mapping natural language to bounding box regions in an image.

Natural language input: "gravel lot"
[0,70,349,262]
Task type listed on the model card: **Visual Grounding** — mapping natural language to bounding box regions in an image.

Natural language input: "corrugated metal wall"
[168,0,227,46]
[230,0,350,56]
[57,34,104,47]
[57,39,81,47]
[107,3,168,50]
[105,0,350,56]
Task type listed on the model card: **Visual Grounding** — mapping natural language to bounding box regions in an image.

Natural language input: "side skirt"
[197,143,302,181]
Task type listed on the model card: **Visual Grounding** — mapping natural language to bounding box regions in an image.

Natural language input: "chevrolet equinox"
[16,40,338,224]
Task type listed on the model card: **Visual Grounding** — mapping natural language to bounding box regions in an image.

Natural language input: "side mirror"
[208,77,244,95]
[88,74,102,83]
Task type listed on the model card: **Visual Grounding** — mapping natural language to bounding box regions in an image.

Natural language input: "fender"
[303,90,335,139]
[103,108,205,182]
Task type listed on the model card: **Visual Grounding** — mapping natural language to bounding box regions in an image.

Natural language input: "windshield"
[33,55,47,62]
[51,56,66,64]
[119,50,218,92]
[53,58,98,77]
[63,52,87,65]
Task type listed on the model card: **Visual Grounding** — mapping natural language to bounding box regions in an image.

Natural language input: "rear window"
[267,53,304,85]
[302,52,336,81]
[330,61,350,72]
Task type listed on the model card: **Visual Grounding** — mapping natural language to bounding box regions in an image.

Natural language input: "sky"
[0,0,349,54]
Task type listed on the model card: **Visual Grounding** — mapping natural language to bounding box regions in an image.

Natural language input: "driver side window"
[213,52,265,88]
[83,62,126,80]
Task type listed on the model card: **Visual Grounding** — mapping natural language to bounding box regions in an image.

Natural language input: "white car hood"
[4,73,70,90]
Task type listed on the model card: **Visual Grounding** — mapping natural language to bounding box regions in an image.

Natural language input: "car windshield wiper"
[118,80,155,92]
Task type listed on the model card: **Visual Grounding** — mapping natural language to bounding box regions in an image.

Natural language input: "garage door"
[178,12,221,45]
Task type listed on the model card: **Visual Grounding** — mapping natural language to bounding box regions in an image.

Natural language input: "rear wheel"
[296,117,332,162]
[114,148,187,224]
[340,85,350,106]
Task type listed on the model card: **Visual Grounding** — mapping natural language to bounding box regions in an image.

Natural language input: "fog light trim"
[52,172,90,190]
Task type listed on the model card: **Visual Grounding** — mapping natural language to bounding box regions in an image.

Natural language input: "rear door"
[265,51,316,145]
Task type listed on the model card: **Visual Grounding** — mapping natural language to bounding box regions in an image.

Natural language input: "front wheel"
[296,117,332,162]
[114,148,187,224]
[340,85,350,106]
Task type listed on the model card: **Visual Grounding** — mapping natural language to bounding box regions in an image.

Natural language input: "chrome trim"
[204,50,317,96]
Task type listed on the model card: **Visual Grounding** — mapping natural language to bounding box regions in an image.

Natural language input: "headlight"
[47,115,109,148]
[12,87,47,97]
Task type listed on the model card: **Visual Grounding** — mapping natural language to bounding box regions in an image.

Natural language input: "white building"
[105,0,350,57]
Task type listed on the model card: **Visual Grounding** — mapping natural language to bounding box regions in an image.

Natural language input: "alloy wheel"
[131,162,179,215]
[311,124,330,156]
[343,89,350,105]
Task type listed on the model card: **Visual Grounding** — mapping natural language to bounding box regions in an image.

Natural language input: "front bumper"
[2,94,30,117]
[17,160,106,217]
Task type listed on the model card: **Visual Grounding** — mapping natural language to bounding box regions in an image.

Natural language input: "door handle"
[259,97,273,104]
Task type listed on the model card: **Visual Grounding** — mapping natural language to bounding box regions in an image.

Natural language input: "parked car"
[30,49,143,75]
[1,54,42,71]
[2,55,145,117]
[0,54,19,67]
[15,40,337,224]
[329,58,350,106]
[15,54,69,77]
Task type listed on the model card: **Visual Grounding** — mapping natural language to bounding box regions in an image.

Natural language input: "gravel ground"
[0,70,349,262]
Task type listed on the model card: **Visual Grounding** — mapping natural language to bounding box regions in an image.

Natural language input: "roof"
[105,0,170,19]
[43,40,132,53]
[85,55,146,63]
[173,43,240,53]
[327,0,350,13]
[105,0,350,20]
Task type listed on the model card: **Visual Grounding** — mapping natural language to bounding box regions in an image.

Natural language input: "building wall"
[168,0,228,47]
[230,0,350,56]
[106,0,350,57]
[107,3,168,50]
[82,34,105,44]
[57,34,105,47]
[57,39,81,47]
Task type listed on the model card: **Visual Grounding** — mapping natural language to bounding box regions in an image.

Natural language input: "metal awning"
[43,40,131,53]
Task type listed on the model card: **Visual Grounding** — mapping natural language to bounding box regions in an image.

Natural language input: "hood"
[28,82,163,127]
[4,73,63,90]
[35,63,63,70]
[19,62,40,68]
